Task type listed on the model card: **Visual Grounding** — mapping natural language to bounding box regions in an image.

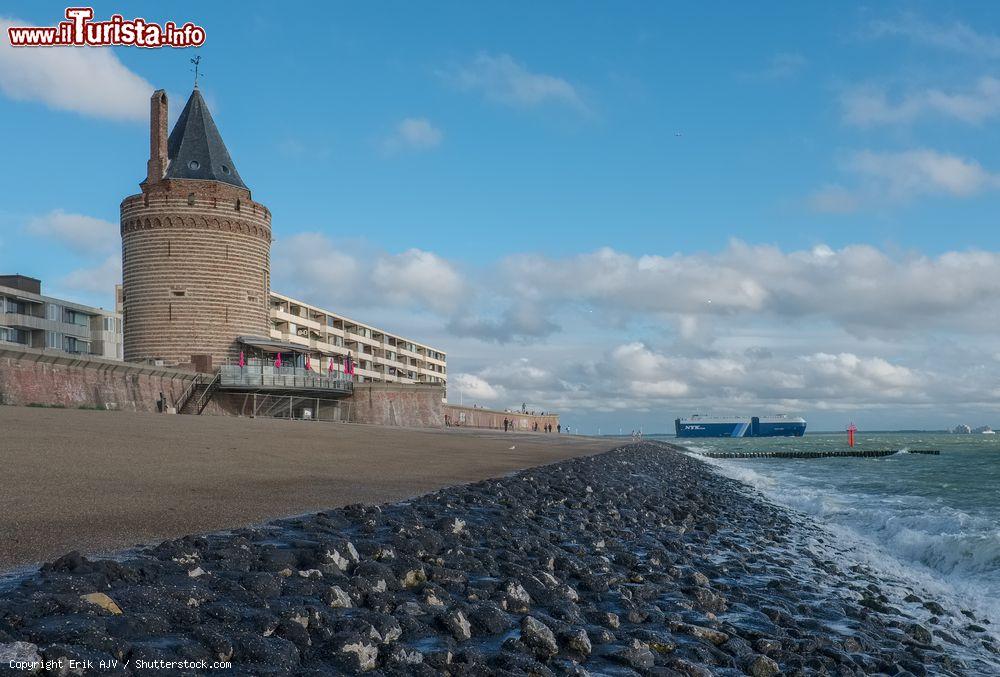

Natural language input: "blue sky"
[4,2,1000,432]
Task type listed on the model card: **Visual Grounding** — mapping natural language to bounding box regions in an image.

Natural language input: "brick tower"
[120,89,272,368]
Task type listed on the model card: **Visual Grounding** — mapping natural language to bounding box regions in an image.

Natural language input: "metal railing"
[175,373,203,412]
[192,372,220,414]
[219,364,354,394]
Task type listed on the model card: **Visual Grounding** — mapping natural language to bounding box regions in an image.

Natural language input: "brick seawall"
[444,404,559,431]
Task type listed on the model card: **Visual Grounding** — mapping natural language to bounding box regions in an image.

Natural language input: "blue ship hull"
[675,417,806,438]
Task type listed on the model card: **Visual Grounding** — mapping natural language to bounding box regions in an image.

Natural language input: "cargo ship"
[675,414,806,438]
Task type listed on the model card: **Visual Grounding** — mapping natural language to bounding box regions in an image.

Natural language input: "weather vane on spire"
[190,55,202,89]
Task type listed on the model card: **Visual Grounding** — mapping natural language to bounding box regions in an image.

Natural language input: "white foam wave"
[699,454,1000,632]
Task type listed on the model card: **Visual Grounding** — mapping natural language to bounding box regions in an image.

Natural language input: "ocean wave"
[697,453,1000,630]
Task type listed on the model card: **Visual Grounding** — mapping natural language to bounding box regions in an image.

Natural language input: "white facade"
[269,291,446,385]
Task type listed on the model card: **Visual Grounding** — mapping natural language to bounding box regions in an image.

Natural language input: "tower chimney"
[146,90,168,185]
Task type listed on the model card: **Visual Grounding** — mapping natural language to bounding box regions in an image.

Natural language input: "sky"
[3,2,1000,433]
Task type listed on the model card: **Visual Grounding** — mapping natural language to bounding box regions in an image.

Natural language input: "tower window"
[221,165,230,175]
[235,199,241,212]
[188,160,200,170]
[171,290,186,297]
[187,193,195,206]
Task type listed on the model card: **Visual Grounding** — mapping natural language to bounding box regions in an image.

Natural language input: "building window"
[65,310,89,326]
[187,193,195,206]
[6,299,29,315]
[171,290,186,297]
[64,336,84,353]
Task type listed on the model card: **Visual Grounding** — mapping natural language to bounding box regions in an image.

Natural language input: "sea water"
[656,433,1000,631]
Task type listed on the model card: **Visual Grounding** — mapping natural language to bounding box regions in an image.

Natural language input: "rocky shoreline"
[1,442,997,675]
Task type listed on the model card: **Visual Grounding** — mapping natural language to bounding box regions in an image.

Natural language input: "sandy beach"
[0,441,996,675]
[0,407,611,570]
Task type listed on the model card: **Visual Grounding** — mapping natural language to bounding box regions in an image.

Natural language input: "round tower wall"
[120,179,272,367]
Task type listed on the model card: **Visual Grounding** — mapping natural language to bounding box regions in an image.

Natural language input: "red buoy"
[847,422,858,448]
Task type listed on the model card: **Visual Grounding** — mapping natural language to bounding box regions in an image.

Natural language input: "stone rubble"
[0,442,997,675]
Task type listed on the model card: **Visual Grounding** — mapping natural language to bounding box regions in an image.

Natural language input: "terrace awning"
[237,335,310,354]
[4,294,43,304]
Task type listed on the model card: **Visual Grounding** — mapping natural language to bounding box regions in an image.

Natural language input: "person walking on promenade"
[557,424,561,434]
[503,418,509,432]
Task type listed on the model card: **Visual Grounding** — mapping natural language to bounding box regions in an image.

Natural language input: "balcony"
[272,308,321,331]
[219,364,353,396]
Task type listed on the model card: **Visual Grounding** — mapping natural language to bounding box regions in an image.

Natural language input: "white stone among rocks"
[341,641,379,672]
[328,585,353,608]
[0,642,42,673]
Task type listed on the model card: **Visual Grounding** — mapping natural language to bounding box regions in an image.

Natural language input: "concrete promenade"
[0,407,612,570]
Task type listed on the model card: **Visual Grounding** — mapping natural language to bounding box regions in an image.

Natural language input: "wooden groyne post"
[700,449,939,459]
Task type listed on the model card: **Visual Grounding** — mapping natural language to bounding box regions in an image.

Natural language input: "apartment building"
[269,291,447,385]
[0,275,122,360]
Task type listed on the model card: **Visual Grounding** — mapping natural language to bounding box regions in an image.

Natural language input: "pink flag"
[305,355,312,371]
[328,358,334,374]
[238,351,245,367]
[275,353,282,369]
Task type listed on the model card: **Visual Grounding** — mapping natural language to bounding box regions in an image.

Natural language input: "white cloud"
[809,149,1000,209]
[381,118,443,154]
[25,209,118,255]
[454,340,942,423]
[59,255,121,295]
[799,352,921,394]
[273,232,362,301]
[448,304,559,343]
[451,373,503,401]
[849,149,997,197]
[443,52,587,112]
[269,232,1000,427]
[273,234,464,316]
[494,242,1000,336]
[866,14,1000,59]
[842,77,1000,127]
[0,17,152,121]
[371,249,464,314]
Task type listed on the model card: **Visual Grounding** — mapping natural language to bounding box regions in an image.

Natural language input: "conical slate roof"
[165,89,247,189]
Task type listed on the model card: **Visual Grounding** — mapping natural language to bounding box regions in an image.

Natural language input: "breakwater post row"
[699,449,940,459]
